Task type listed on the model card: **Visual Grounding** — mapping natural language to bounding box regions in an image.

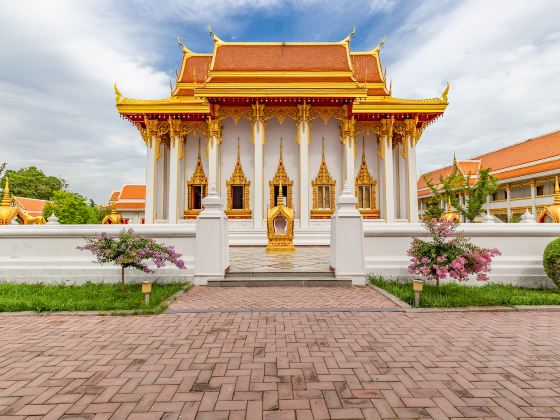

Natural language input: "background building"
[108,184,145,223]
[418,130,560,222]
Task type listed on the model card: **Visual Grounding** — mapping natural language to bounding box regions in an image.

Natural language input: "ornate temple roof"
[116,30,448,128]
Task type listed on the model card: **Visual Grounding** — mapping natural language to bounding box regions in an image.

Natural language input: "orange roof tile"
[179,55,212,83]
[350,54,383,83]
[13,196,49,216]
[119,185,145,200]
[109,191,120,202]
[212,44,351,72]
[114,202,145,210]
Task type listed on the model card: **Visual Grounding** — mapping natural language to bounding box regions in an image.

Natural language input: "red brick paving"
[1,310,560,418]
[170,286,398,311]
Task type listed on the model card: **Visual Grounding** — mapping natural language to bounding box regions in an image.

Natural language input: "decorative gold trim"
[355,139,380,219]
[226,138,252,219]
[0,178,18,225]
[184,140,208,219]
[269,138,293,208]
[538,176,560,223]
[266,181,296,254]
[311,138,336,219]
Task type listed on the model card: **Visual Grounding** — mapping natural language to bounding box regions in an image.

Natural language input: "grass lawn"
[0,282,189,313]
[370,276,560,308]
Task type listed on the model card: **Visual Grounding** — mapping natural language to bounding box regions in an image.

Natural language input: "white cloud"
[385,0,560,175]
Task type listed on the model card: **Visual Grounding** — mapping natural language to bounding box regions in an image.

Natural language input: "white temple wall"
[220,119,253,209]
[309,120,341,205]
[363,223,559,288]
[264,120,299,217]
[0,224,196,284]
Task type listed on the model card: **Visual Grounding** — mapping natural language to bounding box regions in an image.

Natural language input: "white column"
[145,135,157,224]
[252,103,264,228]
[530,181,537,216]
[207,117,221,194]
[381,120,395,223]
[506,185,512,221]
[406,133,419,223]
[341,117,355,185]
[298,103,310,228]
[167,135,180,224]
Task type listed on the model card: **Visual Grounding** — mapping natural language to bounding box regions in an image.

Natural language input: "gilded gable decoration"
[226,138,252,219]
[269,138,293,209]
[355,139,380,219]
[184,139,208,219]
[311,138,336,219]
[538,177,560,223]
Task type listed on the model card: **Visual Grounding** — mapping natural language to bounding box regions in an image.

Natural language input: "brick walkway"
[1,311,560,419]
[169,286,398,311]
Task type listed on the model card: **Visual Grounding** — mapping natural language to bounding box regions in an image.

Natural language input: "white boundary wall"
[0,225,196,284]
[364,223,560,288]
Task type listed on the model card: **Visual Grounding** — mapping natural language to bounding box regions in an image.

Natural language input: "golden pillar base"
[265,241,296,254]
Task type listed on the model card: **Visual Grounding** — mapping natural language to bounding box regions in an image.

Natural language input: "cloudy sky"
[1,0,559,202]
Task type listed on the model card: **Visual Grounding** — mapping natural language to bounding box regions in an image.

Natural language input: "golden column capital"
[296,102,311,123]
[207,116,223,145]
[252,102,265,122]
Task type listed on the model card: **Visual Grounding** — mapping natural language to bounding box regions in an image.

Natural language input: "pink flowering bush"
[408,219,500,287]
[79,229,186,295]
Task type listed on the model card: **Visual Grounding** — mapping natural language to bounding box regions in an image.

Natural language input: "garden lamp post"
[142,281,152,305]
[412,279,425,308]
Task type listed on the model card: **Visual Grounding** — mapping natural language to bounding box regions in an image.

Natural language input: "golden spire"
[447,195,453,210]
[361,136,366,162]
[279,136,283,161]
[321,137,325,160]
[554,176,560,205]
[1,177,11,207]
[277,180,284,206]
[0,178,18,225]
[237,136,240,160]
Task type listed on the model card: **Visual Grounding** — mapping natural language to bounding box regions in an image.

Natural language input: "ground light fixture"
[141,281,152,305]
[412,278,425,307]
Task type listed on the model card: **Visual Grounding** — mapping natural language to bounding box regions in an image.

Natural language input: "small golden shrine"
[538,177,560,223]
[102,207,123,224]
[184,140,208,219]
[269,138,293,209]
[0,178,18,225]
[226,138,251,218]
[266,182,295,253]
[311,138,336,219]
[355,139,380,219]
[442,196,461,223]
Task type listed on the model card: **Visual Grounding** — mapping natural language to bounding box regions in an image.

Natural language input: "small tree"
[408,219,500,288]
[1,166,67,200]
[78,229,186,295]
[422,176,445,221]
[440,168,498,222]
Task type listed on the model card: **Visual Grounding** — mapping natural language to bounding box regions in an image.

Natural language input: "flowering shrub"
[408,219,500,287]
[79,229,186,294]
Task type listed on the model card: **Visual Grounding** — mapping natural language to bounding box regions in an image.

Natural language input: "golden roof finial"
[169,79,174,96]
[114,82,121,102]
[442,82,450,102]
[372,37,385,54]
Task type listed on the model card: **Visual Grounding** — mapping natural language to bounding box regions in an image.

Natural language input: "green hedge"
[544,238,560,287]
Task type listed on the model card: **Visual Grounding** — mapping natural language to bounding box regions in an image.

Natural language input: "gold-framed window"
[184,142,208,219]
[226,138,251,218]
[311,138,336,218]
[355,139,380,219]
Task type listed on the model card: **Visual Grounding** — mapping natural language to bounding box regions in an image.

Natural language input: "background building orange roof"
[12,197,49,217]
[119,185,145,200]
[418,130,560,197]
[109,184,146,211]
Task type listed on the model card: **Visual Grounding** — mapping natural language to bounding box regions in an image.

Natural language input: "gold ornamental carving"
[309,107,346,125]
[269,138,293,209]
[0,178,18,225]
[355,140,380,219]
[226,138,251,219]
[184,140,208,219]
[538,176,560,223]
[311,138,336,219]
[102,207,123,224]
[266,182,295,254]
[441,196,460,223]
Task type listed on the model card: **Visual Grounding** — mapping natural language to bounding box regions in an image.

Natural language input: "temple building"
[108,184,146,223]
[115,31,448,231]
[418,130,560,222]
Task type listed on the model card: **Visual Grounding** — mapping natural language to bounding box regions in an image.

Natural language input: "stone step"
[209,271,350,287]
